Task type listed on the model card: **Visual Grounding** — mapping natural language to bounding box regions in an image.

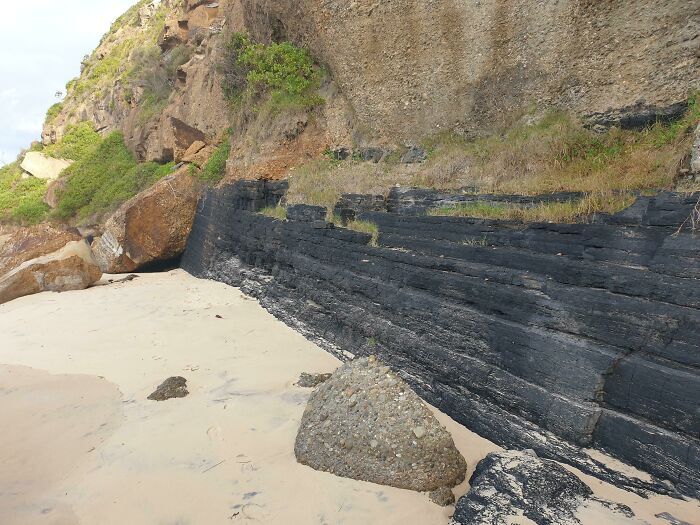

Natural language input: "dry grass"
[259,206,287,220]
[344,219,379,246]
[286,96,698,223]
[428,193,637,223]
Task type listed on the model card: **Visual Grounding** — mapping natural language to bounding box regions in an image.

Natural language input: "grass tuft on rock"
[259,206,287,221]
[345,220,379,246]
[194,137,231,185]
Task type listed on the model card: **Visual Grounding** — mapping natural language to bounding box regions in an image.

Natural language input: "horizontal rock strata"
[181,181,700,499]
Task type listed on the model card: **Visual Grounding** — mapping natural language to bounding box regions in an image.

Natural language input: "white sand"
[0,270,697,525]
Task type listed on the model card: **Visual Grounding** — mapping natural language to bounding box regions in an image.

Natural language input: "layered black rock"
[453,450,636,525]
[181,181,700,499]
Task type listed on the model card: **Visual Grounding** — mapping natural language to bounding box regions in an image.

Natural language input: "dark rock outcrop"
[452,451,636,525]
[182,181,700,499]
[148,376,189,401]
[294,357,467,492]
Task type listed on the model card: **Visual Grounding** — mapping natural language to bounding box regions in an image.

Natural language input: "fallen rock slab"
[294,356,467,492]
[91,170,200,273]
[0,224,101,305]
[148,377,189,401]
[20,152,73,180]
[452,450,638,525]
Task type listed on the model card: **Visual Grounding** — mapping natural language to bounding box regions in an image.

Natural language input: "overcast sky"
[0,0,137,166]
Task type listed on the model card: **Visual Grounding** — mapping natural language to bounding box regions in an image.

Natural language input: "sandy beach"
[0,270,697,525]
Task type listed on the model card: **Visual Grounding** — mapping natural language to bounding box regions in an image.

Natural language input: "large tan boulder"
[0,224,102,305]
[20,152,72,181]
[91,170,201,273]
[295,357,467,492]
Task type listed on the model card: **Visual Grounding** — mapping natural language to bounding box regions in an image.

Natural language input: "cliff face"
[43,0,699,165]
[236,0,699,140]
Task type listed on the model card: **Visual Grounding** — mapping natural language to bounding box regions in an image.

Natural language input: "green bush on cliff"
[43,122,102,161]
[222,33,324,112]
[54,132,172,221]
[195,136,230,184]
[0,162,49,224]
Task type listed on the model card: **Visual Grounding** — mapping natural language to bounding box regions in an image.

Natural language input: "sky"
[0,0,137,166]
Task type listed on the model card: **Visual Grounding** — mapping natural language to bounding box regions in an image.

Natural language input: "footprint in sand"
[207,425,224,441]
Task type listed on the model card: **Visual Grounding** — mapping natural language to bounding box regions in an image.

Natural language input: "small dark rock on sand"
[148,376,189,401]
[296,372,333,388]
[429,486,455,506]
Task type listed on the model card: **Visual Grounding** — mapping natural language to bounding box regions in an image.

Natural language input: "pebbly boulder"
[0,224,101,305]
[452,451,637,525]
[294,356,467,492]
[91,170,200,273]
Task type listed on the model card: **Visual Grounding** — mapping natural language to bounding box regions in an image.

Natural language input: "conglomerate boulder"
[0,224,102,305]
[91,169,200,273]
[294,356,467,492]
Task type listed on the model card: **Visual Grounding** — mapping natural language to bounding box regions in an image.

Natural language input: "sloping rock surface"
[181,182,700,499]
[452,451,637,525]
[20,152,72,180]
[0,224,101,305]
[295,357,467,492]
[92,170,200,273]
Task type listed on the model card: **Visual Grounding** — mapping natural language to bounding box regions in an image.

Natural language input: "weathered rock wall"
[232,0,700,140]
[182,182,700,499]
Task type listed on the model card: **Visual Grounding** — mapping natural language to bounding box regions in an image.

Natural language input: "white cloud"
[0,0,137,162]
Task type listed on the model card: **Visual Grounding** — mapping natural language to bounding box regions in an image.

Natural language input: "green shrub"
[196,138,230,184]
[46,129,174,222]
[0,162,49,224]
[221,33,323,112]
[43,122,102,161]
[83,161,174,218]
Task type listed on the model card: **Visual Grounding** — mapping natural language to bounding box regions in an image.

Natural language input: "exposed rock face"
[452,451,637,525]
[294,357,467,492]
[0,224,101,305]
[182,181,700,499]
[234,0,698,138]
[148,376,189,401]
[20,152,72,180]
[92,170,200,273]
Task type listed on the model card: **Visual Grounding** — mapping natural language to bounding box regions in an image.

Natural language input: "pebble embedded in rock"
[148,376,189,401]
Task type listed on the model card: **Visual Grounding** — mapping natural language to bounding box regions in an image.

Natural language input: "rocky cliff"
[181,181,700,500]
[43,0,699,173]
